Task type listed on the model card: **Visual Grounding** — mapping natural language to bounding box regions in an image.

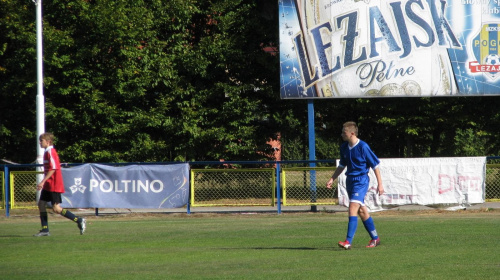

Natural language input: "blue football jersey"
[339,140,380,176]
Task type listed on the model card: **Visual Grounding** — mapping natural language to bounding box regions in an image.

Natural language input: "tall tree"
[0,2,38,163]
[1,0,499,165]
[1,0,280,163]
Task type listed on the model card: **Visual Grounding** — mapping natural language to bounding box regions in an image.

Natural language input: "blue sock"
[362,217,378,240]
[346,216,358,243]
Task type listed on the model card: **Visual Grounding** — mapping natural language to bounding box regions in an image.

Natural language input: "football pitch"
[0,209,499,280]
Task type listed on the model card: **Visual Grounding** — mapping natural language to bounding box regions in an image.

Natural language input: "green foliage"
[313,97,500,158]
[0,2,39,163]
[1,0,280,163]
[453,128,487,156]
[1,1,499,164]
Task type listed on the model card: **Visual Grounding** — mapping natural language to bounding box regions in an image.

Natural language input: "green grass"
[0,210,499,280]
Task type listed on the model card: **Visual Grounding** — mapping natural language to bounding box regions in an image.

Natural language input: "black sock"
[40,212,49,232]
[61,209,80,223]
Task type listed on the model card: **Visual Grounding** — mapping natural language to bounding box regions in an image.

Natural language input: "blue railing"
[2,157,500,217]
[1,160,337,217]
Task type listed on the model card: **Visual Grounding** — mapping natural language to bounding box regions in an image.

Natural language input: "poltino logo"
[69,178,87,194]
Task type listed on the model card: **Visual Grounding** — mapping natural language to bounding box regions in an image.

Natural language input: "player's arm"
[373,167,384,195]
[326,166,345,189]
[36,169,55,190]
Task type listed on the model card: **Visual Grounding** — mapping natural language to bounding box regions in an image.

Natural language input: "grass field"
[0,209,499,280]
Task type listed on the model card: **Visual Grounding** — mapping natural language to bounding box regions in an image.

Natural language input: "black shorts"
[40,190,62,204]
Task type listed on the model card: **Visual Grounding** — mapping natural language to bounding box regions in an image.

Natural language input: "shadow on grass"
[222,246,333,251]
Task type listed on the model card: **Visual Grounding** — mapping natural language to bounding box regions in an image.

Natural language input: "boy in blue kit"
[326,121,384,250]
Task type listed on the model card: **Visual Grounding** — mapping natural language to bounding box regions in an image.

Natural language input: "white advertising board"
[337,157,486,211]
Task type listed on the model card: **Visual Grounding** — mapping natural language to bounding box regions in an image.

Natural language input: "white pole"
[35,0,45,203]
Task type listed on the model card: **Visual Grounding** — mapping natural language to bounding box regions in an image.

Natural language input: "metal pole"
[276,162,281,214]
[4,165,9,217]
[187,189,191,214]
[35,0,45,203]
[308,100,317,212]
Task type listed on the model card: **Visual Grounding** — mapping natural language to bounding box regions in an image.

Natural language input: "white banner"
[338,157,486,211]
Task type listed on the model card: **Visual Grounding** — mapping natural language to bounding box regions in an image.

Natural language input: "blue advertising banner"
[60,164,189,209]
[279,0,500,98]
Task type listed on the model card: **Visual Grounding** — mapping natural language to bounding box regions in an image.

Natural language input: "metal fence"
[2,161,500,214]
[486,164,500,201]
[190,168,276,206]
[9,171,42,209]
[281,167,337,206]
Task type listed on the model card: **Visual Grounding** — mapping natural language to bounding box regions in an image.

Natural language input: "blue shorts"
[346,174,369,206]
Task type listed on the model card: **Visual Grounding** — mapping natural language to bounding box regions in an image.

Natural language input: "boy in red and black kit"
[34,132,86,237]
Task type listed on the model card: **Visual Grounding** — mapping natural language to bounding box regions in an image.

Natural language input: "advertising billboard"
[279,0,500,98]
[60,164,189,209]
